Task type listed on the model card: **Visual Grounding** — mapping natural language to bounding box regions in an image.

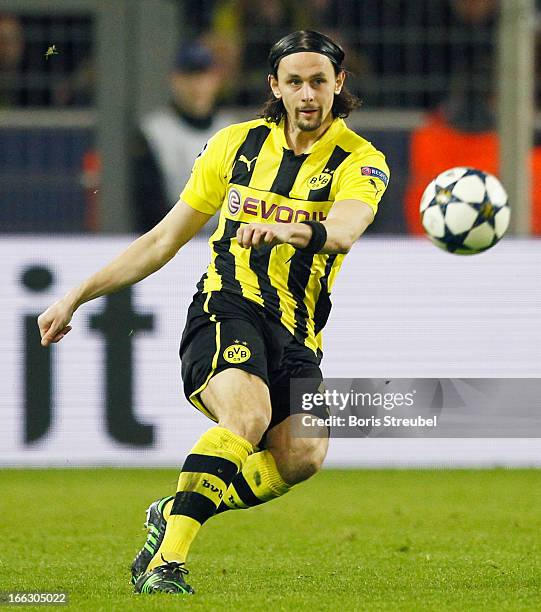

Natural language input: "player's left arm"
[318,198,375,253]
[237,150,388,253]
[236,199,374,254]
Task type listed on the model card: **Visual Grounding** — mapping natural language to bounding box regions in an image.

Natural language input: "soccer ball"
[420,167,510,255]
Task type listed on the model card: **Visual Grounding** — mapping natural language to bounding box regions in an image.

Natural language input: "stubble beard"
[295,108,323,132]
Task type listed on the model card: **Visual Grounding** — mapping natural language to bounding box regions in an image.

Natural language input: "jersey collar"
[273,116,345,155]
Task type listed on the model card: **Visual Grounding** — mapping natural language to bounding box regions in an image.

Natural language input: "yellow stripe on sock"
[177,471,228,507]
[223,450,290,509]
[256,450,291,498]
[223,487,250,510]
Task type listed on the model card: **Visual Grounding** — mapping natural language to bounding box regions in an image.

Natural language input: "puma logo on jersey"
[369,178,382,197]
[238,155,258,172]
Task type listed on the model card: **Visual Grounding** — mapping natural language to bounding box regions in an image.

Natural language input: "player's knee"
[217,404,271,446]
[202,369,272,444]
[276,436,328,485]
[224,408,271,443]
[297,437,328,480]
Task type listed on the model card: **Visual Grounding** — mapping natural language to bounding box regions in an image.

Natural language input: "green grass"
[1,469,540,611]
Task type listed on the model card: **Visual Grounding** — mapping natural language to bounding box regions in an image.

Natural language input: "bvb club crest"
[307,172,332,190]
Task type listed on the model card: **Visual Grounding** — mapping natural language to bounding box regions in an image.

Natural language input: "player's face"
[270,52,344,132]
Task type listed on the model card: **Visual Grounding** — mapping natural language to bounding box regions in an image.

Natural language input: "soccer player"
[37,30,389,595]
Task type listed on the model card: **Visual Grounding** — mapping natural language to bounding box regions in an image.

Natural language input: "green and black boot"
[134,557,194,595]
[130,496,173,584]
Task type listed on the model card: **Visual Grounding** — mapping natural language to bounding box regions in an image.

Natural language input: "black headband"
[268,30,345,75]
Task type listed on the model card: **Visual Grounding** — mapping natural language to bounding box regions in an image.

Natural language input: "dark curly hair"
[259,30,361,124]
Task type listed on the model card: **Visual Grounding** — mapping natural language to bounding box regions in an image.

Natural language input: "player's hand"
[236,223,293,250]
[37,298,75,346]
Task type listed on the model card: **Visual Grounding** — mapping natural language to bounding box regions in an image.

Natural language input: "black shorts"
[179,291,327,431]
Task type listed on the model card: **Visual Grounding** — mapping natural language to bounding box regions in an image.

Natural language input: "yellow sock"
[148,426,253,569]
[216,450,290,512]
[162,451,290,516]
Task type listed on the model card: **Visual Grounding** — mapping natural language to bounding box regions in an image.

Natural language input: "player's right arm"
[38,200,211,346]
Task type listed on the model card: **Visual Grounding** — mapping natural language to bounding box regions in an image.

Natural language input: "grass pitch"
[2,468,540,611]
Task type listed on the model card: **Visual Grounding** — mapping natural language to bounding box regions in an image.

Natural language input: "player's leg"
[214,445,289,512]
[159,416,327,517]
[263,414,329,483]
[141,359,327,523]
[131,368,272,584]
[134,307,272,592]
[214,414,328,513]
[134,368,270,593]
[215,358,329,512]
[145,368,269,565]
[132,382,328,578]
[198,368,271,443]
[152,443,290,520]
[141,414,328,541]
[132,370,327,588]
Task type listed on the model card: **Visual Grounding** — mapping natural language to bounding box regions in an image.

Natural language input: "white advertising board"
[1,236,540,466]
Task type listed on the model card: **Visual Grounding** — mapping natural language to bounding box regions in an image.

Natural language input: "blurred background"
[2,0,540,467]
[1,0,540,235]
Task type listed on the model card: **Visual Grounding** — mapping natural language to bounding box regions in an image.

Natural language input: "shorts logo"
[223,343,251,364]
[227,188,241,215]
[361,166,388,186]
[307,172,332,190]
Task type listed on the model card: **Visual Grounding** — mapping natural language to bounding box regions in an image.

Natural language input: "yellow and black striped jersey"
[180,116,389,354]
